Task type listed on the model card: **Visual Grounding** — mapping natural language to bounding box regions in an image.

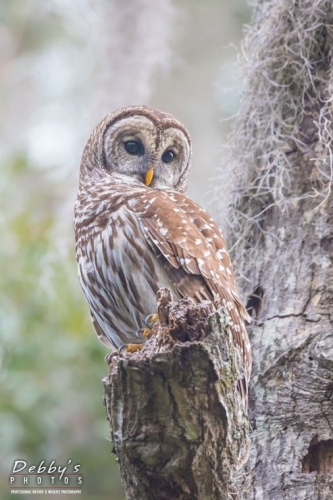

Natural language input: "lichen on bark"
[103,295,250,500]
[220,1,333,498]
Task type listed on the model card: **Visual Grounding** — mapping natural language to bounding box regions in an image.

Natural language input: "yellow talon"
[105,343,144,362]
[141,328,152,338]
[125,343,145,353]
[145,167,154,186]
[144,313,159,327]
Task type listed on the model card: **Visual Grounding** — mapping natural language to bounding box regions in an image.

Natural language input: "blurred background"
[0,1,250,498]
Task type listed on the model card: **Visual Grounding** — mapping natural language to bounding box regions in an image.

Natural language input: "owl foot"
[144,313,159,328]
[122,343,145,353]
[136,327,153,340]
[135,312,159,340]
[105,343,145,362]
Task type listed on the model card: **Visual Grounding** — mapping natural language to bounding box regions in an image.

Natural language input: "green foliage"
[0,156,124,499]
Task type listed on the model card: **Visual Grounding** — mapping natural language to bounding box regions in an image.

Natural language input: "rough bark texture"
[103,293,250,500]
[247,174,333,499]
[225,1,333,498]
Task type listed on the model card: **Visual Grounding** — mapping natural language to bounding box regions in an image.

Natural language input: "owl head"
[80,105,192,193]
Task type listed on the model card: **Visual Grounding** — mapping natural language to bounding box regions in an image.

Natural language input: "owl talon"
[136,327,153,339]
[117,343,144,353]
[125,343,144,353]
[144,313,159,328]
[105,343,144,362]
[105,350,122,363]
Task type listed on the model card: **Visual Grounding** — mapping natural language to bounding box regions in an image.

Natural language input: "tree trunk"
[103,1,333,498]
[222,1,333,498]
[103,291,250,500]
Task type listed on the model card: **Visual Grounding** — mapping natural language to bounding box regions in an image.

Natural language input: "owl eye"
[124,140,144,156]
[162,150,175,163]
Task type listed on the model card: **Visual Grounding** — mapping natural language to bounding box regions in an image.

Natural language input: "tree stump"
[103,290,250,500]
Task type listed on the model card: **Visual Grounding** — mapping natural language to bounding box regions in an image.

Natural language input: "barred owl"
[74,105,251,402]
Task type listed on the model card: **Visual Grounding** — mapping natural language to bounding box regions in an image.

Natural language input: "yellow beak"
[145,167,154,187]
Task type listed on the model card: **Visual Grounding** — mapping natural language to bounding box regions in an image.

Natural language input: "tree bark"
[247,178,333,499]
[223,1,333,498]
[103,291,250,500]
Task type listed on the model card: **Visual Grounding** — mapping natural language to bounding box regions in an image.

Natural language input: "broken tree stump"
[103,290,250,500]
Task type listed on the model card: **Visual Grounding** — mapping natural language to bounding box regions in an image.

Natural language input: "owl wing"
[130,190,251,373]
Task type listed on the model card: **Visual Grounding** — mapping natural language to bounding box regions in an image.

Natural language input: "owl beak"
[145,167,154,187]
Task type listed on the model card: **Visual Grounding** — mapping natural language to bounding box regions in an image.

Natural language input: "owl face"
[101,106,192,192]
